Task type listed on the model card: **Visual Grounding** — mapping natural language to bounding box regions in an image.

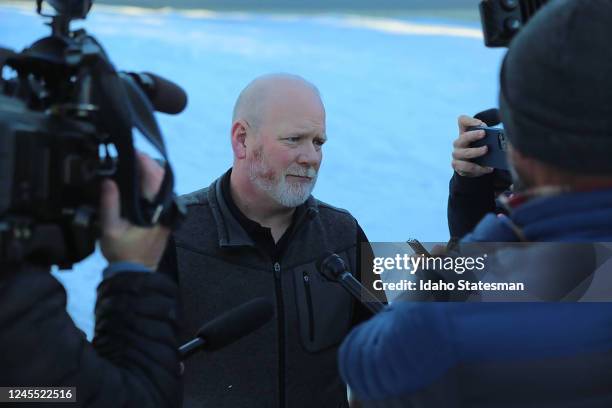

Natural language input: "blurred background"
[0,0,505,337]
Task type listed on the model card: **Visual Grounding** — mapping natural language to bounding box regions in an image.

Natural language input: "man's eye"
[314,139,326,147]
[286,137,300,143]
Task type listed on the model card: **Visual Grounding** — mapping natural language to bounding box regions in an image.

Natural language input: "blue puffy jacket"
[339,189,612,407]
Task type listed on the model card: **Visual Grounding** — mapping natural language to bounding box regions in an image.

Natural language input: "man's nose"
[296,143,321,167]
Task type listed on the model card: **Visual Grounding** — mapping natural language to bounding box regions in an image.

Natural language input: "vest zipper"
[303,271,315,342]
[273,261,285,408]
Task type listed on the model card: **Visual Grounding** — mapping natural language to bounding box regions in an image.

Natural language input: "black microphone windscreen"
[315,251,335,273]
[474,108,501,127]
[318,252,346,280]
[142,72,188,114]
[196,297,274,351]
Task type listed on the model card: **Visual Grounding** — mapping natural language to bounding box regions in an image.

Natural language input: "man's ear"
[231,120,249,160]
[507,144,524,169]
[508,145,539,176]
[507,143,554,188]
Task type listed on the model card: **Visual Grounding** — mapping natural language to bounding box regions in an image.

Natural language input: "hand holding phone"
[467,126,509,171]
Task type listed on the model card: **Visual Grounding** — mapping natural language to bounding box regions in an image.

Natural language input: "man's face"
[507,144,532,192]
[247,89,326,208]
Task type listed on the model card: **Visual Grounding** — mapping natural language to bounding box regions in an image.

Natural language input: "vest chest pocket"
[293,259,353,352]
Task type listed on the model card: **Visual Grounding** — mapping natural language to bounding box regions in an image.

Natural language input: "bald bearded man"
[161,74,372,408]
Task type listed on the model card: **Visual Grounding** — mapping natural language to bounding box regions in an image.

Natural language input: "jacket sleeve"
[339,302,456,407]
[0,264,181,407]
[447,172,498,240]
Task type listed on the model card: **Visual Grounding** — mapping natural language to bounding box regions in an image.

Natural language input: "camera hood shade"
[44,0,93,19]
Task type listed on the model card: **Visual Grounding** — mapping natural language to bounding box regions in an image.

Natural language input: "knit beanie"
[499,0,612,174]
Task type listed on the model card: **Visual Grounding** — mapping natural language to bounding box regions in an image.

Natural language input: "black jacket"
[161,174,373,408]
[0,264,181,407]
[447,171,512,240]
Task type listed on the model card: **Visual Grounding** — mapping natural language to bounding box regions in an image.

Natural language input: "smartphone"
[467,126,509,170]
[406,238,431,257]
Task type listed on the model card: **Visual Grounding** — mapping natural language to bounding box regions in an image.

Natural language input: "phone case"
[468,126,509,170]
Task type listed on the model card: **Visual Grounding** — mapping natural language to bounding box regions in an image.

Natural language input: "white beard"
[248,150,318,208]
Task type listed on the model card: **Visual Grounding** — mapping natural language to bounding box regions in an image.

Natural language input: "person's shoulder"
[314,198,353,218]
[178,187,211,208]
[173,186,215,240]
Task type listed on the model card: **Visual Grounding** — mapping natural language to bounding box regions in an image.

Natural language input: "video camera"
[479,0,548,47]
[0,0,186,268]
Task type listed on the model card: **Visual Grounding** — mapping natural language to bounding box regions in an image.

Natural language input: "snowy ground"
[1,3,505,337]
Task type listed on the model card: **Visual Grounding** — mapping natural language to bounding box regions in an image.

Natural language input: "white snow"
[0,3,505,337]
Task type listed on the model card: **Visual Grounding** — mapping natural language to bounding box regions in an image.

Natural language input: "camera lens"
[504,17,521,32]
[501,0,519,11]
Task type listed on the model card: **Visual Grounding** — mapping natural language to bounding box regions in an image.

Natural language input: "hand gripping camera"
[0,0,186,268]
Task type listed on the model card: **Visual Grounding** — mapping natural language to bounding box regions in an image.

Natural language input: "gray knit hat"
[499,0,612,174]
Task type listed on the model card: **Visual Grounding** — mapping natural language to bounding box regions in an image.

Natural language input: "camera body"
[0,92,103,266]
[468,126,509,171]
[479,0,548,47]
[0,0,182,267]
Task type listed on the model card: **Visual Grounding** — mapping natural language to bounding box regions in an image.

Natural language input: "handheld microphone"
[474,108,501,127]
[179,297,274,360]
[318,252,385,314]
[123,71,188,114]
